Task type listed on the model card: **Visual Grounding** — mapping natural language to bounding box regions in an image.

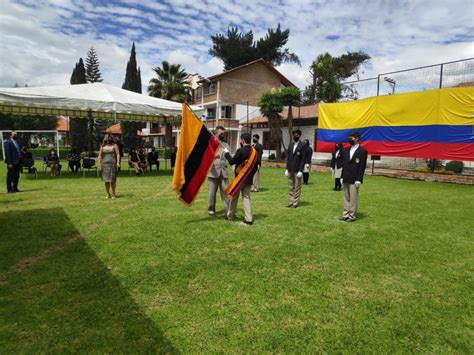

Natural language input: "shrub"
[427,159,443,171]
[269,153,276,160]
[445,160,464,174]
[281,151,287,160]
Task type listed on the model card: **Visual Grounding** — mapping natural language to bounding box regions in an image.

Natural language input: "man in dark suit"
[4,131,21,193]
[251,134,263,192]
[339,131,368,222]
[285,129,306,208]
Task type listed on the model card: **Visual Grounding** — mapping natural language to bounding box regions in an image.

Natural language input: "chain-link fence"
[342,58,474,99]
[340,58,474,178]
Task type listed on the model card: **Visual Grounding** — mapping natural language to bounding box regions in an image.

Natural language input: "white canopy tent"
[0,82,204,121]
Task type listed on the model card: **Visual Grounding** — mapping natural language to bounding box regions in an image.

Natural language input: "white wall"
[251,125,321,161]
[235,104,260,123]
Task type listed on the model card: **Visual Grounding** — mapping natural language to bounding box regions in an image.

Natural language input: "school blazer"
[286,141,306,173]
[341,146,368,184]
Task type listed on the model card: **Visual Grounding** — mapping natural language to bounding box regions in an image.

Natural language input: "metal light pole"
[384,76,396,95]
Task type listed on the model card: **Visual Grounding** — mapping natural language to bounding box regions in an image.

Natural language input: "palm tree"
[258,90,284,160]
[147,61,190,102]
[280,86,301,141]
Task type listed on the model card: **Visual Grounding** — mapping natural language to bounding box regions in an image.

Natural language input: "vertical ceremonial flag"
[172,104,220,205]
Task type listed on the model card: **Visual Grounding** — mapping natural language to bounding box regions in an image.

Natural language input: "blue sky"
[0,0,473,90]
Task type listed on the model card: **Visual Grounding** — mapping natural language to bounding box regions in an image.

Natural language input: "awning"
[0,82,204,122]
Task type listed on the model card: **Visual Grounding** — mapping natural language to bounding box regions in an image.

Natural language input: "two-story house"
[191,58,295,152]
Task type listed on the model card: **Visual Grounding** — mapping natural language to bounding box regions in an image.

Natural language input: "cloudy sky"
[0,0,473,91]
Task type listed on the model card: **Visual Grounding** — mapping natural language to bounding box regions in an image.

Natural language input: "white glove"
[296,171,303,178]
[284,169,289,177]
[340,178,343,184]
[355,181,361,187]
[222,147,229,154]
[305,164,310,170]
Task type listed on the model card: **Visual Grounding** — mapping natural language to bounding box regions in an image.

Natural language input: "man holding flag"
[223,133,259,225]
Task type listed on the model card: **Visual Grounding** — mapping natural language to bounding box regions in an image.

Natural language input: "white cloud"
[0,0,472,93]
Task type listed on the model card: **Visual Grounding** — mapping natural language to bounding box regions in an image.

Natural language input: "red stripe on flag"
[317,141,474,161]
[180,139,220,204]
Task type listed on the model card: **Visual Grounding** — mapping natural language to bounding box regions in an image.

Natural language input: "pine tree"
[137,68,142,93]
[70,67,77,85]
[122,42,141,93]
[69,58,88,152]
[76,58,86,84]
[84,47,104,154]
[70,58,86,85]
[85,47,103,83]
[121,43,144,151]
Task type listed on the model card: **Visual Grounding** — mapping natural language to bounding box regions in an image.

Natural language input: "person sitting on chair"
[20,146,35,174]
[147,147,160,172]
[138,148,148,171]
[67,148,81,173]
[128,148,143,175]
[47,148,61,176]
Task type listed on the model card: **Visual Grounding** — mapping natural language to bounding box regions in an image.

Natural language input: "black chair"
[67,159,82,174]
[82,158,98,177]
[43,156,62,176]
[21,158,38,179]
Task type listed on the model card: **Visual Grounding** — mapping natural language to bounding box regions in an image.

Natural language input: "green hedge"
[29,148,70,159]
[445,161,464,174]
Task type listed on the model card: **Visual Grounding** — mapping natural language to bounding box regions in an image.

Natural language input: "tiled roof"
[249,104,318,124]
[56,116,68,132]
[202,58,295,87]
[106,123,121,134]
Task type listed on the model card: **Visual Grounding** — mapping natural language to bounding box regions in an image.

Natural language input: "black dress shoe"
[13,189,20,192]
[286,204,293,208]
[338,217,348,222]
[291,205,298,208]
[243,220,253,225]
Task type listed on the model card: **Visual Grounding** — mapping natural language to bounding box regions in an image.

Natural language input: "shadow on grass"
[0,208,177,353]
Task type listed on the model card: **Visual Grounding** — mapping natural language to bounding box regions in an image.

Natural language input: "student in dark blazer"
[302,139,313,185]
[251,134,264,192]
[339,131,368,222]
[285,129,306,208]
[223,133,258,225]
[4,131,21,193]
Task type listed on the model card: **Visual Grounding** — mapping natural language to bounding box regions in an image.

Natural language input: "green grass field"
[0,162,473,353]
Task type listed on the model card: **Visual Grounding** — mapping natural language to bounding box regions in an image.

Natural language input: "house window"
[207,108,216,119]
[207,82,216,94]
[263,131,276,150]
[196,87,202,100]
[221,105,232,119]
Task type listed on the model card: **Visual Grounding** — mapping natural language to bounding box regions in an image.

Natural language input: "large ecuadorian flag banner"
[172,104,220,205]
[317,87,474,161]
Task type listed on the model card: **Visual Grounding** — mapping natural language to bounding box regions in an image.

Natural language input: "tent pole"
[0,132,5,161]
[56,131,60,159]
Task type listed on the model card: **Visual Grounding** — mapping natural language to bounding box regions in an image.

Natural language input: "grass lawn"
[0,162,473,353]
